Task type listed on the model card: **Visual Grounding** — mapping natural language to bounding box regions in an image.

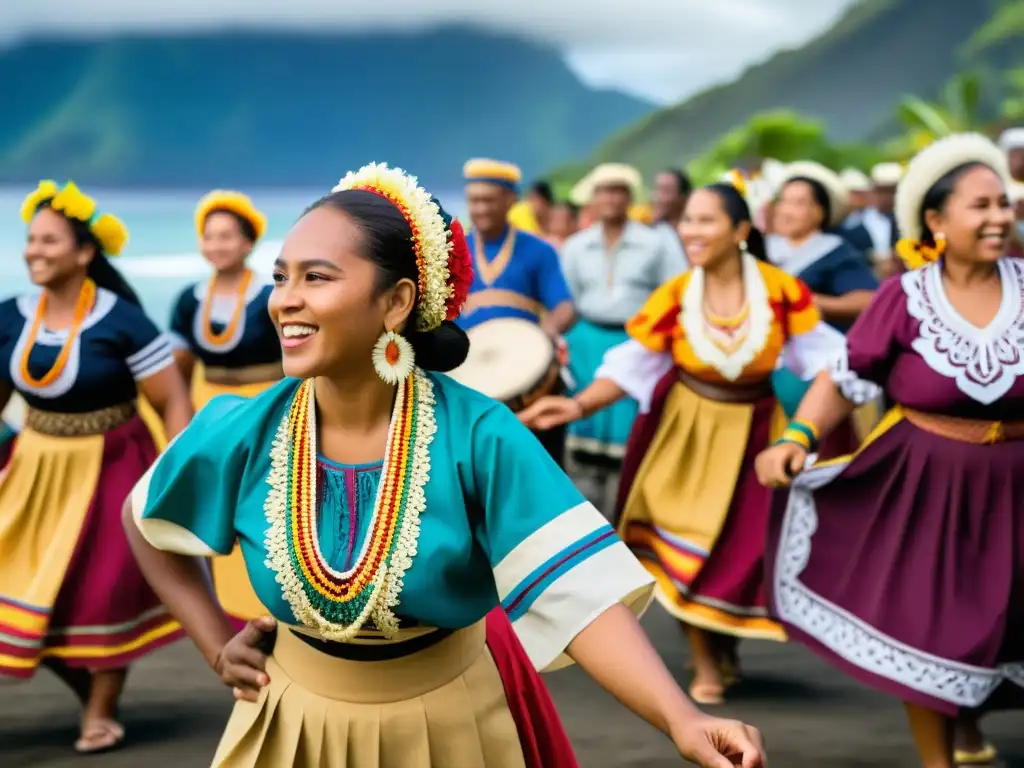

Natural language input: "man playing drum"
[457,158,577,465]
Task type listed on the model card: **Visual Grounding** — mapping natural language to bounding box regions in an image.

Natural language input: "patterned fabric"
[626,256,820,384]
[829,260,1024,415]
[132,373,653,672]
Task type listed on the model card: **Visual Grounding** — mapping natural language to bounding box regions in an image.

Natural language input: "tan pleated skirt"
[212,621,527,768]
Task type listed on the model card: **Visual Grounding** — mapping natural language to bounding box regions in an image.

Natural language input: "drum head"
[449,318,553,401]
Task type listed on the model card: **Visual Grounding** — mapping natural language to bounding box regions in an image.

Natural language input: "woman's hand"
[672,714,768,767]
[754,442,808,489]
[213,616,277,702]
[517,395,583,430]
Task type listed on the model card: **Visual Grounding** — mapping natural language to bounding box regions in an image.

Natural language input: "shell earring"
[372,330,415,384]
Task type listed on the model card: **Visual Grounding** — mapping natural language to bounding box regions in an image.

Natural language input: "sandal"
[954,744,997,765]
[74,718,125,754]
[689,681,725,706]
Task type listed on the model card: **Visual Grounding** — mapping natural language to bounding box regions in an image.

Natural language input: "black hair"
[307,189,469,373]
[703,183,767,260]
[530,180,554,205]
[783,176,831,232]
[35,200,142,306]
[918,161,991,246]
[662,168,693,197]
[204,207,258,242]
[553,200,579,216]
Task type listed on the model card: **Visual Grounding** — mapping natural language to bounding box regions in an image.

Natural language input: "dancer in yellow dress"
[169,190,281,626]
[0,181,192,753]
[522,181,847,704]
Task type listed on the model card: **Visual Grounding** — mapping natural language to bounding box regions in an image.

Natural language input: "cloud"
[0,1,857,101]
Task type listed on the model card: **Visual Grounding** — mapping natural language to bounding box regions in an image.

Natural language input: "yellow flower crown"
[333,163,452,332]
[195,189,267,241]
[20,180,129,256]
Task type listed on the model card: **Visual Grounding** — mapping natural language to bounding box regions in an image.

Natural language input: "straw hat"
[894,132,1011,243]
[780,161,849,227]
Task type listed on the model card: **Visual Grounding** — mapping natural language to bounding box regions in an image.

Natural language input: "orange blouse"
[626,259,820,386]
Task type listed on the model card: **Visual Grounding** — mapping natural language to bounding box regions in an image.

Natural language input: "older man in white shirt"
[560,163,687,510]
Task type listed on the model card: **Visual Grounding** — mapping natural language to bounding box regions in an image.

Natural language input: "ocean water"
[0,187,466,327]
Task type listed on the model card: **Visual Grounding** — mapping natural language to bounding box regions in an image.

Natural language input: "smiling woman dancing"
[0,181,192,754]
[123,164,767,768]
[758,133,1024,768]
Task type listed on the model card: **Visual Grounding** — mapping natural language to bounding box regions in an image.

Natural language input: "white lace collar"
[904,258,1024,405]
[680,252,772,381]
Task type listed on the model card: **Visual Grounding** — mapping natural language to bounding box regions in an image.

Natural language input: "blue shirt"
[133,372,653,671]
[767,233,878,334]
[457,227,572,331]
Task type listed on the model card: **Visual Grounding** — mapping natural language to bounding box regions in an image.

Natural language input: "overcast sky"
[0,1,859,102]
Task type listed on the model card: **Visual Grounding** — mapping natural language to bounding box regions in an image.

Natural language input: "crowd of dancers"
[1,128,1023,768]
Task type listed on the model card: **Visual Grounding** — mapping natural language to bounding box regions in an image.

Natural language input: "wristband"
[776,422,818,453]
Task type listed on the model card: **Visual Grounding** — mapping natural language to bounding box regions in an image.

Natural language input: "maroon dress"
[767,258,1024,716]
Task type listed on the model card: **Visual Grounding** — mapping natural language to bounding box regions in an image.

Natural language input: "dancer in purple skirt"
[756,132,1024,768]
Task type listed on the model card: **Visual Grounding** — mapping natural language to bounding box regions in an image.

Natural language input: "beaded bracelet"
[776,418,820,452]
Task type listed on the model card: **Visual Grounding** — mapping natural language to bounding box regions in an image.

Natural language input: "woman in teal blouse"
[123,163,766,768]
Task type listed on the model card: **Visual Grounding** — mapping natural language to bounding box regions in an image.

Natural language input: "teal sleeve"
[130,394,250,556]
[469,404,653,671]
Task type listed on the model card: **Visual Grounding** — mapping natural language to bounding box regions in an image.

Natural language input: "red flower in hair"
[445,218,474,320]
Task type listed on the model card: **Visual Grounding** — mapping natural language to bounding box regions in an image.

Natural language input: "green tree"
[887,73,985,159]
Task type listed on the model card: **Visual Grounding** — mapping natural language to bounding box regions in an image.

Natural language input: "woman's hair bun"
[406,320,469,373]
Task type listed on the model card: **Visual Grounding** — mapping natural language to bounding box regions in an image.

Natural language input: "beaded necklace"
[19,278,96,389]
[264,370,436,641]
[201,269,252,347]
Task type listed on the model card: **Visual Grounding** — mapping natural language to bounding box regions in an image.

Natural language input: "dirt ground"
[2,605,1022,767]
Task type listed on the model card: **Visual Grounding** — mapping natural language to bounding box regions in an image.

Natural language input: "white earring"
[739,239,749,253]
[372,330,415,384]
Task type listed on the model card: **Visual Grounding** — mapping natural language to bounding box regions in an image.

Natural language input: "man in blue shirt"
[458,158,577,465]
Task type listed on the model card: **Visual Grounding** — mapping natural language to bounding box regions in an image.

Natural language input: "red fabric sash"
[485,608,579,768]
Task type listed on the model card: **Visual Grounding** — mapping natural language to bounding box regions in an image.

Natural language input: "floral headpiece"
[195,189,267,241]
[21,180,129,256]
[333,163,474,332]
[894,132,1011,270]
[723,169,748,198]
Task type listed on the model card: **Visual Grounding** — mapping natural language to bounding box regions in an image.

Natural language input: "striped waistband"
[25,402,137,437]
[203,362,283,386]
[902,408,1024,444]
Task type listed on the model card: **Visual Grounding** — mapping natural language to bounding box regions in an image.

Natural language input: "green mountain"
[563,0,1014,180]
[0,28,653,189]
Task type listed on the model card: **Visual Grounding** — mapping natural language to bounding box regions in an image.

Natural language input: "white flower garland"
[333,163,453,332]
[263,370,436,641]
[680,252,773,381]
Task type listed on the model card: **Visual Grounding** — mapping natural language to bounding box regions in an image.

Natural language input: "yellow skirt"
[213,621,526,768]
[619,382,786,640]
[139,363,277,621]
[0,420,181,675]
